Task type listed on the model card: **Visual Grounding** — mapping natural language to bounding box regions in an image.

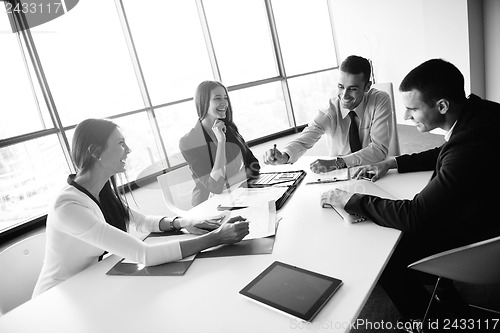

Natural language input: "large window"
[203,0,278,85]
[123,0,213,105]
[0,136,69,228]
[0,12,50,140]
[0,0,338,235]
[271,0,338,76]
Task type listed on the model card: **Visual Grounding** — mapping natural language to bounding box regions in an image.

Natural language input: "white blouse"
[33,185,182,297]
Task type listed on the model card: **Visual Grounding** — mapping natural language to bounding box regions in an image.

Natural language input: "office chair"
[372,82,401,156]
[157,166,196,214]
[0,232,46,317]
[408,235,500,330]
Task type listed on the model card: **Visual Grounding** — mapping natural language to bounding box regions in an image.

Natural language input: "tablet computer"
[239,261,343,322]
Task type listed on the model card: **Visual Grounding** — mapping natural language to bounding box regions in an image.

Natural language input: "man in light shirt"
[263,55,393,173]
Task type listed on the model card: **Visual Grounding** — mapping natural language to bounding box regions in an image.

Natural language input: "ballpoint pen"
[217,204,248,211]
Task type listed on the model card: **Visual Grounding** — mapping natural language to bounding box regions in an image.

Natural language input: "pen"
[217,205,248,211]
[272,144,277,161]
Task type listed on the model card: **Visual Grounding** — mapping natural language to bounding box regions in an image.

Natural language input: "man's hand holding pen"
[263,144,289,165]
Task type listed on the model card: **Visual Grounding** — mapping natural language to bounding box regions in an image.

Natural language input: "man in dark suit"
[322,59,500,326]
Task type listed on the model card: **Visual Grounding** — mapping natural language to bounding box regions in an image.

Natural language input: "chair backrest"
[408,235,500,285]
[157,166,196,215]
[372,82,401,156]
[0,232,46,316]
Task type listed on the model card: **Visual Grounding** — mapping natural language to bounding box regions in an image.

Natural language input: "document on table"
[219,187,288,208]
[226,200,277,240]
[198,200,278,258]
[321,179,394,223]
[315,167,350,181]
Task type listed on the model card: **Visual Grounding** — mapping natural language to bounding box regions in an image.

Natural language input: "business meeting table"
[0,156,432,333]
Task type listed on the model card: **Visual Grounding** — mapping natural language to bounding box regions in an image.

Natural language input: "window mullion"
[327,0,340,68]
[196,0,222,82]
[115,0,170,170]
[264,0,297,129]
[11,6,74,173]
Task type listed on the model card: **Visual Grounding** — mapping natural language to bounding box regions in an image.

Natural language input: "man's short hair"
[399,58,466,106]
[340,55,372,84]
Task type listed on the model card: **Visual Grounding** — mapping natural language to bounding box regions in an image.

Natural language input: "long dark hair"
[72,118,130,232]
[194,80,252,156]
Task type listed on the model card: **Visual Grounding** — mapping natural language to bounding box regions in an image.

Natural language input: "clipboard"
[245,170,306,210]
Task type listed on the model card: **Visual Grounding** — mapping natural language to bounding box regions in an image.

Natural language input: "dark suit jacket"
[179,121,260,206]
[346,94,500,255]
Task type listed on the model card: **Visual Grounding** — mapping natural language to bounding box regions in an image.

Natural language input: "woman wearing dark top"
[180,80,260,206]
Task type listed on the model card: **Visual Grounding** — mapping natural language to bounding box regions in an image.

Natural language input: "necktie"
[348,111,362,153]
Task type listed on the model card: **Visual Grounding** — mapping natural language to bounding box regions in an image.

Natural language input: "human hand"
[321,188,354,209]
[310,159,337,174]
[352,158,395,182]
[263,147,288,165]
[212,119,226,142]
[214,216,249,245]
[182,217,223,235]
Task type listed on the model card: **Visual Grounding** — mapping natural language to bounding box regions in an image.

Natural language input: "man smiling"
[263,55,393,172]
[324,58,500,327]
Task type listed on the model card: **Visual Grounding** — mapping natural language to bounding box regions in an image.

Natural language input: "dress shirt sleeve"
[283,110,329,164]
[342,92,391,167]
[53,198,182,266]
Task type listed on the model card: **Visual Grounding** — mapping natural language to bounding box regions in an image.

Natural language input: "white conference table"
[0,157,432,333]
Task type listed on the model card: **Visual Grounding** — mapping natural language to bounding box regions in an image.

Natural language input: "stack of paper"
[321,179,394,223]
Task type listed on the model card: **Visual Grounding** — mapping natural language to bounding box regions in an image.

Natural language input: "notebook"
[240,261,343,322]
[321,179,395,223]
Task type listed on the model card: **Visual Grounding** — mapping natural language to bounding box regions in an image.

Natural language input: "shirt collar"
[444,121,457,142]
[340,95,366,119]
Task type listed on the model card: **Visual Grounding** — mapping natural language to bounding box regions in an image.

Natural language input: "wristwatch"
[334,157,348,169]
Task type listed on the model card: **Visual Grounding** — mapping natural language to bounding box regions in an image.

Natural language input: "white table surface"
[0,157,432,333]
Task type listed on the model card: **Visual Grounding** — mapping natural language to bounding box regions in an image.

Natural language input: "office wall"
[467,0,485,99]
[484,0,500,103]
[329,0,473,123]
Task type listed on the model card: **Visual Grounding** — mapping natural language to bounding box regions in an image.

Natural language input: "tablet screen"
[240,261,342,322]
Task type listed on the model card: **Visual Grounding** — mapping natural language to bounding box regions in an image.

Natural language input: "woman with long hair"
[179,81,260,206]
[33,118,249,296]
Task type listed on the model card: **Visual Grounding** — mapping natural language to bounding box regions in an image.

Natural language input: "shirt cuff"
[281,149,296,164]
[339,154,356,168]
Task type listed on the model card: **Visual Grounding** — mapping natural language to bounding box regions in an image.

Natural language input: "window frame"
[0,0,339,241]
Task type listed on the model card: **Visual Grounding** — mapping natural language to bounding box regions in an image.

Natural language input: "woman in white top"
[33,118,249,297]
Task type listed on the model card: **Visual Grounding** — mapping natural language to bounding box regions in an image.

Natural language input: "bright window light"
[203,0,277,85]
[30,0,144,125]
[123,0,214,105]
[271,0,337,76]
